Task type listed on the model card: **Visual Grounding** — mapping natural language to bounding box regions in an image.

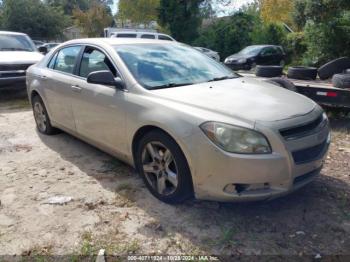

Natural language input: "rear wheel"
[135,130,193,204]
[32,95,59,135]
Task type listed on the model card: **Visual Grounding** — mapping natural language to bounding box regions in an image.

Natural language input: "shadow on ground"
[38,125,350,255]
[0,85,30,112]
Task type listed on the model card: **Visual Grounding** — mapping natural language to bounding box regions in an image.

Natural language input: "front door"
[70,46,127,154]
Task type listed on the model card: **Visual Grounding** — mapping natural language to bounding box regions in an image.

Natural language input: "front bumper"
[183,110,330,202]
[0,76,26,87]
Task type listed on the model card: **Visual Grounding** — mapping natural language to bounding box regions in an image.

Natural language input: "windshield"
[115,44,238,89]
[0,34,36,52]
[238,46,263,56]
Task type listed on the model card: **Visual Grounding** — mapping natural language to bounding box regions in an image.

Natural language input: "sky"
[110,0,255,16]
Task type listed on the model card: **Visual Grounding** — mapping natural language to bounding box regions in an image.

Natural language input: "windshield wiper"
[207,76,237,82]
[148,82,194,90]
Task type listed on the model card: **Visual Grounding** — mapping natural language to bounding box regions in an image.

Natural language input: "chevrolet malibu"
[26,38,331,204]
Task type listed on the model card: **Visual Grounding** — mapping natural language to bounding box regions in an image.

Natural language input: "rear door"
[42,45,83,131]
[69,45,128,154]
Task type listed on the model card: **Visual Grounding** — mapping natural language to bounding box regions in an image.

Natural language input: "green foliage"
[303,11,350,66]
[46,0,113,16]
[158,0,204,43]
[0,0,68,40]
[293,0,350,66]
[194,12,256,59]
[118,0,160,24]
[251,22,287,46]
[73,2,113,37]
[284,32,307,65]
[292,0,307,31]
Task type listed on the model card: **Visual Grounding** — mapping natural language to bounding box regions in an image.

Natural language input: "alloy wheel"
[33,101,47,132]
[141,141,178,196]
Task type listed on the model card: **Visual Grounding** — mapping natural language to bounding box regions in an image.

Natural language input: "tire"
[135,130,193,204]
[249,62,257,70]
[318,57,350,80]
[32,95,59,135]
[332,73,350,89]
[266,77,297,92]
[280,60,285,67]
[255,65,283,78]
[287,66,317,80]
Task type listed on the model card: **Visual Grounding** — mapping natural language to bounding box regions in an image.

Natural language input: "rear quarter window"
[158,35,173,41]
[116,34,137,38]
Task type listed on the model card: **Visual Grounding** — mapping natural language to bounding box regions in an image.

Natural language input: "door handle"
[71,85,82,93]
[39,75,47,80]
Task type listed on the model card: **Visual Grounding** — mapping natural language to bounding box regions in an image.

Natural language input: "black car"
[224,45,285,70]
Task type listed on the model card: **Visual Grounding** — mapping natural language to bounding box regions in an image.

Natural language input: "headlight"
[200,122,272,154]
[224,58,231,63]
[238,58,247,63]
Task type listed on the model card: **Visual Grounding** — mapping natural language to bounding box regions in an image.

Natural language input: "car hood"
[152,77,316,122]
[0,51,44,64]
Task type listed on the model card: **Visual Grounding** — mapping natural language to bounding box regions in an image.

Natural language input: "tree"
[117,0,160,25]
[0,0,68,40]
[293,0,350,65]
[251,22,287,46]
[46,0,113,16]
[194,12,256,58]
[260,0,293,25]
[73,2,113,37]
[158,0,204,43]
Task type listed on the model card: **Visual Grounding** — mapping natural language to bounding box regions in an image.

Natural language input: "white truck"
[0,31,44,88]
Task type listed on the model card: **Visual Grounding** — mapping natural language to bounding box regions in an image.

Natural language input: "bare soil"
[0,87,349,258]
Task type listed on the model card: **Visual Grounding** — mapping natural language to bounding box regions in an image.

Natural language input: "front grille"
[280,114,324,140]
[292,139,328,165]
[0,64,33,71]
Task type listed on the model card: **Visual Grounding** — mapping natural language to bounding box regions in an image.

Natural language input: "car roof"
[112,31,167,35]
[65,38,175,46]
[0,31,27,36]
[246,45,280,48]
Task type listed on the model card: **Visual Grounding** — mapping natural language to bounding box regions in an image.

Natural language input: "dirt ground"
[0,87,349,259]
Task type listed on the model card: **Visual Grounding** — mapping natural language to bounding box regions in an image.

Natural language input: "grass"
[79,231,141,257]
[115,182,137,205]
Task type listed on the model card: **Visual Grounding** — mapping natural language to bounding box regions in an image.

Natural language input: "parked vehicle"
[0,31,44,87]
[27,38,330,203]
[33,40,45,48]
[225,45,285,70]
[39,43,60,54]
[107,29,175,41]
[193,47,220,61]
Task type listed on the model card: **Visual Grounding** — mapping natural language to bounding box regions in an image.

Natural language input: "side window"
[158,35,173,41]
[141,34,156,39]
[53,46,81,74]
[275,46,283,55]
[116,33,137,38]
[261,47,276,56]
[79,47,117,78]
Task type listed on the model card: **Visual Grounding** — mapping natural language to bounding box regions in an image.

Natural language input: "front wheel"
[135,130,193,204]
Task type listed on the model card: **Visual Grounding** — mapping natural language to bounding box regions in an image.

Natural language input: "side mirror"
[38,46,48,54]
[87,70,125,89]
